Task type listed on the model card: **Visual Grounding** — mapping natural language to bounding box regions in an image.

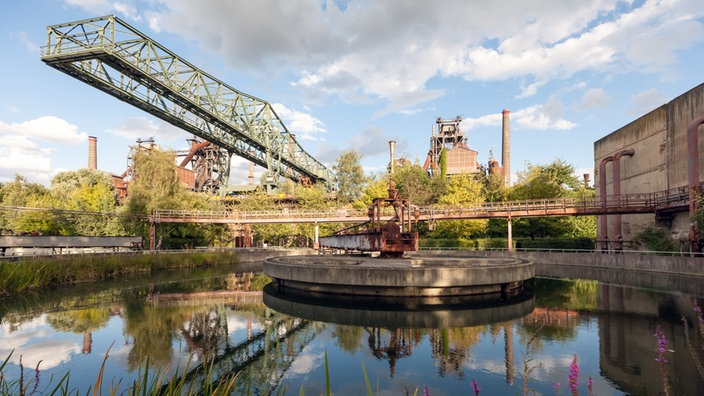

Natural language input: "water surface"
[1,261,703,395]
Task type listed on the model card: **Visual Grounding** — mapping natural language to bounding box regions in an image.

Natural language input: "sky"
[1,0,703,188]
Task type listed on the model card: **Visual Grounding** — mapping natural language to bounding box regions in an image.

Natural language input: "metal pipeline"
[687,115,704,252]
[179,140,211,167]
[612,149,634,247]
[598,155,614,250]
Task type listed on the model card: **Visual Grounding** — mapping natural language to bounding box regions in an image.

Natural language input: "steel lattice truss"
[41,15,336,191]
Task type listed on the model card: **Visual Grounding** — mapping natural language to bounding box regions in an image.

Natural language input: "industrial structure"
[423,116,480,176]
[594,82,704,251]
[423,111,511,187]
[41,15,336,194]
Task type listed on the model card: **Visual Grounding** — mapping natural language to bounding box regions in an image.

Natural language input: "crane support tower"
[40,15,336,193]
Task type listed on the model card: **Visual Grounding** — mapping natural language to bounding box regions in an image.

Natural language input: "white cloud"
[65,0,142,21]
[107,117,184,143]
[287,350,323,375]
[461,113,502,131]
[0,315,82,369]
[271,103,327,141]
[630,88,666,116]
[514,103,577,130]
[347,126,401,158]
[0,116,87,144]
[0,115,89,184]
[574,88,611,111]
[15,31,40,53]
[64,0,704,116]
[462,103,576,132]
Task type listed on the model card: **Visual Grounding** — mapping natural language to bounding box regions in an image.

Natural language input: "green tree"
[353,176,391,209]
[439,148,447,180]
[50,169,124,236]
[508,160,588,240]
[122,149,230,248]
[432,172,487,239]
[392,162,436,206]
[0,175,58,234]
[333,150,366,203]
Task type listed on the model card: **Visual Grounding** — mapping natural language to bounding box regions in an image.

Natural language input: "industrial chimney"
[389,140,396,174]
[501,109,510,187]
[88,136,97,170]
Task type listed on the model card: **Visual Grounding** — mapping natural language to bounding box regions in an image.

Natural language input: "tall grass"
[0,346,238,396]
[0,251,240,297]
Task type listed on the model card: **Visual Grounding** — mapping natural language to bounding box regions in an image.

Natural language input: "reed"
[0,347,238,396]
[0,251,240,297]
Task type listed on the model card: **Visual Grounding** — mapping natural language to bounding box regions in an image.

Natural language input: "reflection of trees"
[46,307,112,354]
[332,325,363,353]
[534,278,598,311]
[429,326,484,378]
[365,328,421,377]
[46,308,111,333]
[124,302,181,370]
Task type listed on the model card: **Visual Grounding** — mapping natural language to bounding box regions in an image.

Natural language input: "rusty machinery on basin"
[318,179,419,257]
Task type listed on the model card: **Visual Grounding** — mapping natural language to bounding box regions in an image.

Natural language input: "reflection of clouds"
[0,315,81,369]
[226,315,262,333]
[465,353,565,381]
[288,351,324,375]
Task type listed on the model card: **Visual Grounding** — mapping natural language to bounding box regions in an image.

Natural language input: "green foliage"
[481,172,509,202]
[508,160,587,240]
[439,147,447,181]
[46,307,111,333]
[121,149,231,248]
[432,172,488,239]
[0,251,240,296]
[124,149,184,214]
[392,162,435,205]
[634,225,675,252]
[353,177,390,208]
[333,150,366,203]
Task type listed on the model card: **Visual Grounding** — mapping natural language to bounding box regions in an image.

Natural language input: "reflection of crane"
[165,314,324,394]
[41,15,336,193]
[366,328,419,377]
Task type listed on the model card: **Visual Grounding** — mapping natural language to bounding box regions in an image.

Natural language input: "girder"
[40,15,336,191]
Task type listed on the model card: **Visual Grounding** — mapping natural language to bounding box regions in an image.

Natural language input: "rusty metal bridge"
[40,15,335,192]
[151,186,691,225]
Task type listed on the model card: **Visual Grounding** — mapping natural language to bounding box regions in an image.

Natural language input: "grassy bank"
[0,251,240,297]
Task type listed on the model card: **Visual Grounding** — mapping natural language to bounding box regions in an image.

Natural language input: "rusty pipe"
[179,140,211,167]
[612,149,634,244]
[598,156,614,250]
[688,115,704,252]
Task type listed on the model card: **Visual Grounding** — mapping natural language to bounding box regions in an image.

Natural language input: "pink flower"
[471,379,481,395]
[569,354,579,395]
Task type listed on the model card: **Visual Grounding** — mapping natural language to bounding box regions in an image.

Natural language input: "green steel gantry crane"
[40,15,336,193]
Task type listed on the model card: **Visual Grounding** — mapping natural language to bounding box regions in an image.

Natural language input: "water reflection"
[0,266,703,395]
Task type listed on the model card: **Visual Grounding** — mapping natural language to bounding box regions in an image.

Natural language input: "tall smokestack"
[501,109,510,187]
[88,136,97,170]
[389,140,396,174]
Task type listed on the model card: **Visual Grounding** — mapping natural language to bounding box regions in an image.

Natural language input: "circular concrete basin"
[264,255,533,299]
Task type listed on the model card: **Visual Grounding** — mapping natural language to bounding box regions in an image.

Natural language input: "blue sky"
[1,0,703,187]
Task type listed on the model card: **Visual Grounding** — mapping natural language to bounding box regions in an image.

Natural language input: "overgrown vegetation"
[0,149,596,249]
[0,251,239,297]
[634,225,675,252]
